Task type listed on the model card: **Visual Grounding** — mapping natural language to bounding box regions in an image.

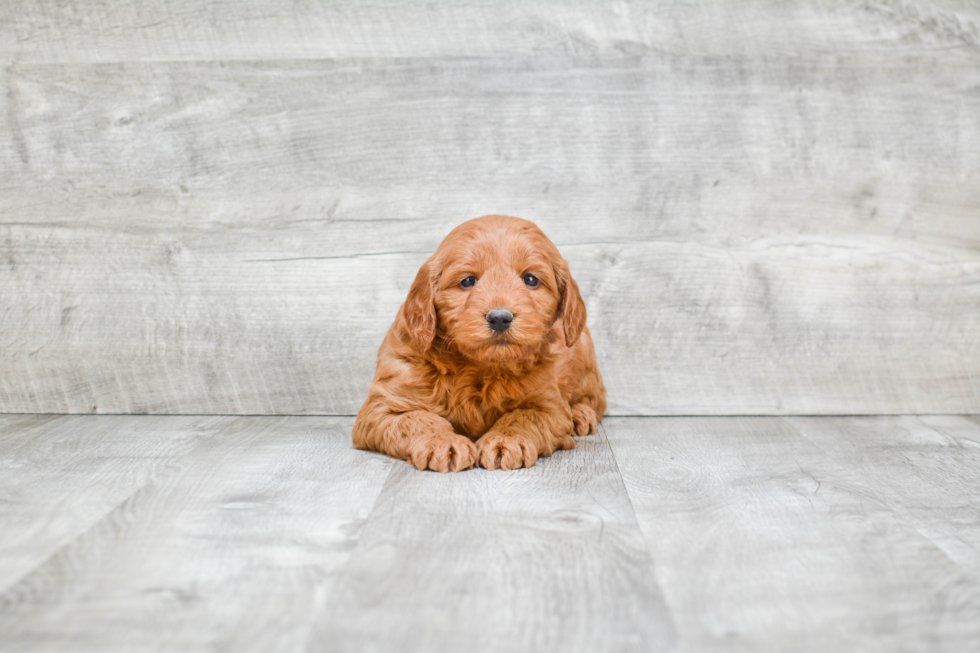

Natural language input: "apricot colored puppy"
[352,215,606,472]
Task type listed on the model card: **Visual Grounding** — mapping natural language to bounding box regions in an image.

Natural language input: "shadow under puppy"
[353,215,606,471]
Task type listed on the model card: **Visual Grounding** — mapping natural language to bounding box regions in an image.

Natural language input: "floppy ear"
[397,259,439,353]
[553,256,587,347]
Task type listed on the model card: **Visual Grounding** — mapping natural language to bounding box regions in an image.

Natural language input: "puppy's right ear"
[397,259,439,353]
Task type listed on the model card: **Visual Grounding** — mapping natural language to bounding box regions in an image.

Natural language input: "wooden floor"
[1,415,978,652]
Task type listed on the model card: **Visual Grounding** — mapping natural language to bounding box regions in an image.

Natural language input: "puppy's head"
[396,215,586,364]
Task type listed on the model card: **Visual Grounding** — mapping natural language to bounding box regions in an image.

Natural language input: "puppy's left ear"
[553,256,587,347]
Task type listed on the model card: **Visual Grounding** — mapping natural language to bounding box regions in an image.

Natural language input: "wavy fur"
[352,215,606,471]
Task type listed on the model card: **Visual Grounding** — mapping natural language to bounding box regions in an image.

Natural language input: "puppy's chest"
[431,371,536,437]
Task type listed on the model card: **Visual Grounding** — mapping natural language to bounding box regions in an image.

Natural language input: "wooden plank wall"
[1,0,978,415]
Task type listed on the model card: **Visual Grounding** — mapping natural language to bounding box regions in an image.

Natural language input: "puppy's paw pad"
[571,403,598,436]
[477,432,538,470]
[407,432,477,473]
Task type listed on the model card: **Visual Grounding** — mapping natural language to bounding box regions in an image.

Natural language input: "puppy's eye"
[460,276,477,289]
[522,274,540,288]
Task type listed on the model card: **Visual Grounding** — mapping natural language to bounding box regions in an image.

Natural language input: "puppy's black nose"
[486,308,513,333]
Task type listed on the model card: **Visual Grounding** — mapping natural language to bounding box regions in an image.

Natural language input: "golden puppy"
[352,215,606,471]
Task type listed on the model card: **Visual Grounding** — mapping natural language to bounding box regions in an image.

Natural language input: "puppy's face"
[434,223,561,365]
[398,215,586,365]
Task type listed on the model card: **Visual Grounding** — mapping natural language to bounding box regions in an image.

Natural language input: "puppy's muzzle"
[486,308,514,333]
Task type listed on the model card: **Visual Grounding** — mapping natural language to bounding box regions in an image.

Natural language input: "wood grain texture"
[2,0,978,63]
[2,0,979,415]
[0,414,228,593]
[2,414,978,651]
[0,416,393,652]
[308,429,675,653]
[788,415,980,579]
[606,416,980,652]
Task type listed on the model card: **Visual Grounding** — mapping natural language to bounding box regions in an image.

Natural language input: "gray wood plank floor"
[609,416,980,652]
[1,415,978,652]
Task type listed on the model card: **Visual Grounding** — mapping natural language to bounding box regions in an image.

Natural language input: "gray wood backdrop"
[1,0,978,416]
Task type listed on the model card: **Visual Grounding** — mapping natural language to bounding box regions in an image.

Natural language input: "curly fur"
[352,215,606,471]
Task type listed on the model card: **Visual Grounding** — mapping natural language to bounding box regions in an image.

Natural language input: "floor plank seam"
[0,416,235,600]
[594,420,682,646]
[296,451,404,649]
[781,416,971,572]
[0,485,144,603]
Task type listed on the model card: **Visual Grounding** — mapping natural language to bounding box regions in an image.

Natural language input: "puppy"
[352,215,606,471]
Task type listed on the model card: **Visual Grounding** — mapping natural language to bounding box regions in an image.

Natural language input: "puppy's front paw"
[476,431,539,470]
[571,403,598,436]
[407,432,477,473]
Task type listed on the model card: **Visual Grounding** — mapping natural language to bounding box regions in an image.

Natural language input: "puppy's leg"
[477,402,575,470]
[567,351,606,437]
[570,402,600,436]
[566,368,605,436]
[558,329,606,437]
[353,399,477,473]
